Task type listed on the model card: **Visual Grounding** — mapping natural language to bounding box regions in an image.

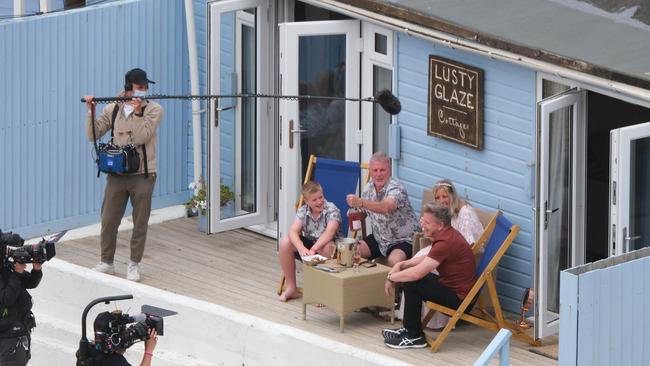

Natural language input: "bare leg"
[357,239,372,259]
[387,248,407,267]
[278,236,301,302]
[317,242,336,258]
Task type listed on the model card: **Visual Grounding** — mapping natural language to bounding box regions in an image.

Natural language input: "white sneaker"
[92,262,115,275]
[127,261,141,282]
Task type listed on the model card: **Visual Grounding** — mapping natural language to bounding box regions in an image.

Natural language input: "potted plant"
[186,180,236,230]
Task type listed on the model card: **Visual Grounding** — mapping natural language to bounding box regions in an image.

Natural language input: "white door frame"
[277,20,360,239]
[360,21,394,162]
[207,0,270,233]
[535,89,586,339]
[609,121,650,255]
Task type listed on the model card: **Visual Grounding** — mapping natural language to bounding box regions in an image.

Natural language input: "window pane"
[374,33,387,55]
[546,106,573,314]
[630,136,650,251]
[219,9,257,219]
[373,66,392,153]
[542,79,571,98]
[298,34,346,176]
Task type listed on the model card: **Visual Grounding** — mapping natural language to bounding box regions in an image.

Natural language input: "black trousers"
[402,273,462,336]
[0,336,29,366]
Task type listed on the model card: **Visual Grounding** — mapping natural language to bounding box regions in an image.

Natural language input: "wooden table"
[302,261,395,332]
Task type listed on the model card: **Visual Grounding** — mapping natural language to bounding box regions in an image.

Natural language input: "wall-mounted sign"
[427,55,484,150]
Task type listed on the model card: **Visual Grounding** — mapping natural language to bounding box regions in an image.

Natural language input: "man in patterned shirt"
[347,152,418,266]
[278,181,343,302]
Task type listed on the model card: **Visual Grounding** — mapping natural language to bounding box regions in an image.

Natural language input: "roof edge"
[335,0,650,91]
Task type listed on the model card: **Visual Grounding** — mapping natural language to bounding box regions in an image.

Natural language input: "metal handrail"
[473,329,512,366]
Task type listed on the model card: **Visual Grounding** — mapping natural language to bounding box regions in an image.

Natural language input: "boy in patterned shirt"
[278,181,343,302]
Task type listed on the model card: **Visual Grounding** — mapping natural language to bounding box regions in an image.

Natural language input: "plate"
[302,254,328,266]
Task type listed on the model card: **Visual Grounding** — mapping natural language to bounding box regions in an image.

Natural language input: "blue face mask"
[133,90,147,98]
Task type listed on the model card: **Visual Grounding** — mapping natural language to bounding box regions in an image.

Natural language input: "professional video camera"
[76,295,177,366]
[93,310,163,354]
[0,229,57,265]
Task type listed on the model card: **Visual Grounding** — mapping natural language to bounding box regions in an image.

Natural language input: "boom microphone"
[375,89,401,115]
[80,89,402,115]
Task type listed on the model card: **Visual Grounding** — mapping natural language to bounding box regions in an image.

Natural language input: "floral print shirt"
[362,176,418,255]
[295,200,343,242]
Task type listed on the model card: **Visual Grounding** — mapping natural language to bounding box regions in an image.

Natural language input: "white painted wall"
[29,259,409,366]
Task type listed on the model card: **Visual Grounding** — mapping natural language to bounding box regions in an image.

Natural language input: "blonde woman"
[395,179,483,330]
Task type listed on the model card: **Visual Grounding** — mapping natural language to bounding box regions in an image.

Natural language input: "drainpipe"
[14,0,24,16]
[184,0,204,188]
[40,0,49,13]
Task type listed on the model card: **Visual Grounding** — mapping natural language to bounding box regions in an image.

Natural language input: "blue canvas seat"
[298,156,361,234]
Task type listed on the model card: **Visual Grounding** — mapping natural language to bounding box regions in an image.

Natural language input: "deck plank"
[56,217,557,366]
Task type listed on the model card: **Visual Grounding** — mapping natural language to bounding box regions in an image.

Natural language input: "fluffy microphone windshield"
[375,89,401,115]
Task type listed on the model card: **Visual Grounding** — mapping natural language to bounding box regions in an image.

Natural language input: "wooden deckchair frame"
[421,211,540,352]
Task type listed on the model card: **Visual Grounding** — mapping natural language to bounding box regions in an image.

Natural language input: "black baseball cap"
[93,311,117,333]
[125,68,155,85]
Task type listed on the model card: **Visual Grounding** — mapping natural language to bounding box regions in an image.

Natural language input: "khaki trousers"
[100,173,156,263]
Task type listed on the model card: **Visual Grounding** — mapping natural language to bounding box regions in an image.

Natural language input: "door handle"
[543,201,559,229]
[214,105,234,127]
[288,120,306,149]
[622,227,641,253]
[624,235,641,241]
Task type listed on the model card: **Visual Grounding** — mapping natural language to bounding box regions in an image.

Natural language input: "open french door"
[277,20,360,239]
[535,89,586,338]
[609,121,650,255]
[207,0,270,233]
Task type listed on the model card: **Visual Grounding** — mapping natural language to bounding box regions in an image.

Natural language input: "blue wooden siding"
[395,34,536,312]
[0,0,190,238]
[560,248,650,366]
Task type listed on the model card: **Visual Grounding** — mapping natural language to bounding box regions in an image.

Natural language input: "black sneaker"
[381,327,407,339]
[384,333,428,349]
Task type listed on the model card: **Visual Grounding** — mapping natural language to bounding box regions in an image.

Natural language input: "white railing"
[473,329,512,366]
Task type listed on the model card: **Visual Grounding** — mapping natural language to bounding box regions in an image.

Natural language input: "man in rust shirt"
[381,202,476,349]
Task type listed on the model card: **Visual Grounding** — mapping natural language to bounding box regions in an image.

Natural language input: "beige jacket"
[86,96,164,174]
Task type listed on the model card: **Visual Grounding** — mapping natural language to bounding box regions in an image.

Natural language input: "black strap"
[91,107,100,178]
[109,103,119,140]
[138,105,148,178]
[142,144,149,178]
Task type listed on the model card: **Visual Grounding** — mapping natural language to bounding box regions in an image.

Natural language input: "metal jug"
[336,238,358,267]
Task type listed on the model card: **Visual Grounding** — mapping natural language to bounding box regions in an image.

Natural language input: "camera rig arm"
[78,294,133,364]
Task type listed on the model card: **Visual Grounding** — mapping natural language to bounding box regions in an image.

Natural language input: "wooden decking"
[56,217,557,366]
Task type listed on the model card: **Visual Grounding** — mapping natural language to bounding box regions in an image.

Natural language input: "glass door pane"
[372,65,392,153]
[219,9,256,220]
[629,137,650,250]
[298,34,346,176]
[546,107,573,314]
[238,17,257,215]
